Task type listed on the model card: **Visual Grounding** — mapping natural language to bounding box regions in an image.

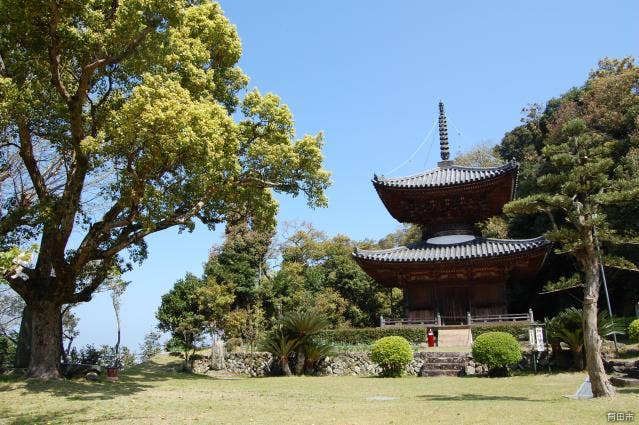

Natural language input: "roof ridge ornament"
[438,101,453,167]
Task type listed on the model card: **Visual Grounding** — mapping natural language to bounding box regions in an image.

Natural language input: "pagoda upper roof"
[373,161,518,189]
[372,161,518,233]
[353,236,549,263]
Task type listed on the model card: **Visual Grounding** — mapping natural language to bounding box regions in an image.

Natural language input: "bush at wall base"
[370,336,413,377]
[471,331,522,377]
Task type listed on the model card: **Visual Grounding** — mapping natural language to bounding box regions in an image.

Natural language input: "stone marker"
[563,376,592,399]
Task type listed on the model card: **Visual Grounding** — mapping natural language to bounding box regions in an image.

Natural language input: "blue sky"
[73,0,639,351]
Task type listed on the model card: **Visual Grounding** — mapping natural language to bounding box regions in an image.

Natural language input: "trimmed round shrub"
[371,336,413,377]
[629,319,639,342]
[472,332,522,377]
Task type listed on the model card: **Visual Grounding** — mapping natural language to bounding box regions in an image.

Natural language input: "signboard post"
[535,326,544,352]
[528,326,545,373]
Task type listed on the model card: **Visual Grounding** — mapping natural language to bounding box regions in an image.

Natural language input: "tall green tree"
[269,223,397,327]
[0,1,329,378]
[156,272,234,370]
[504,58,639,397]
[204,213,274,309]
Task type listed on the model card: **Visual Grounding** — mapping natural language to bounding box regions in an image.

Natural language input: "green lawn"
[0,356,637,425]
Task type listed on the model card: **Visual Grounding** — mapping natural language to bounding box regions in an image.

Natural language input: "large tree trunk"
[26,299,63,379]
[14,306,32,368]
[579,237,615,397]
[572,347,584,371]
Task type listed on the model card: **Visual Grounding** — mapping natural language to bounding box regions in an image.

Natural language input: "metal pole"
[593,227,618,352]
[543,325,551,373]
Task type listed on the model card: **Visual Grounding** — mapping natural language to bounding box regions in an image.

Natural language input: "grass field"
[1,356,637,425]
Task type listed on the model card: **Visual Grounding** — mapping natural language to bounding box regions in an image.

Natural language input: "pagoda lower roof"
[353,236,549,263]
[373,161,517,189]
[353,236,551,288]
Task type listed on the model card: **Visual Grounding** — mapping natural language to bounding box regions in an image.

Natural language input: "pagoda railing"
[380,309,534,327]
[380,317,438,327]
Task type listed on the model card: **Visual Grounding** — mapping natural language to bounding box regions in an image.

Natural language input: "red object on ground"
[427,329,435,347]
[106,367,119,382]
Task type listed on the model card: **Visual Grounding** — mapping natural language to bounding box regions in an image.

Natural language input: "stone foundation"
[194,351,491,377]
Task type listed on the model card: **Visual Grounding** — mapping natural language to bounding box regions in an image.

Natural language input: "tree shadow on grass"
[0,406,90,425]
[1,406,156,425]
[1,359,217,401]
[417,394,547,402]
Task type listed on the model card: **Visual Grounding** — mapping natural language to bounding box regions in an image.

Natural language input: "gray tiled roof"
[353,236,549,263]
[373,162,517,188]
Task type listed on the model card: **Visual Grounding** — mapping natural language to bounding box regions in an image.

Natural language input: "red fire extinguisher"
[427,328,435,347]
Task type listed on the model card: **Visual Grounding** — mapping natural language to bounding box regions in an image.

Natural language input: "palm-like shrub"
[545,307,584,370]
[302,338,334,373]
[472,332,522,377]
[545,307,629,370]
[629,319,639,342]
[282,310,330,375]
[371,336,413,377]
[260,309,332,376]
[260,331,298,376]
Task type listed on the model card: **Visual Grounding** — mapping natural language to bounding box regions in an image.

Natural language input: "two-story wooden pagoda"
[353,103,551,324]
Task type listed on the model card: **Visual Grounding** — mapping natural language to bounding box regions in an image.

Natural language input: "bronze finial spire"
[438,101,450,161]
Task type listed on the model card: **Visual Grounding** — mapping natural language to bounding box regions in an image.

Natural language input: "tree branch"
[239,175,288,189]
[17,118,48,200]
[2,269,30,301]
[58,22,159,248]
[69,261,113,303]
[96,197,212,261]
[70,198,129,271]
[76,23,156,103]
[89,73,113,137]
[105,0,119,26]
[48,1,71,103]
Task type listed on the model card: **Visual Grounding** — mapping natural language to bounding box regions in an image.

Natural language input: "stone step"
[424,362,466,369]
[420,369,462,377]
[422,351,470,358]
[610,376,639,388]
[423,363,466,370]
[608,360,639,367]
[612,366,639,377]
[423,357,467,364]
[627,370,639,379]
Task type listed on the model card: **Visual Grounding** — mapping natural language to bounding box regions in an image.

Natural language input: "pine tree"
[505,58,639,397]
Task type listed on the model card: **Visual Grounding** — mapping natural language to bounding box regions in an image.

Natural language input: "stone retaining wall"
[194,351,490,377]
[194,352,276,377]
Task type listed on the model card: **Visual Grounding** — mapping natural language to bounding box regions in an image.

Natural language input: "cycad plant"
[546,308,584,369]
[282,310,330,375]
[260,331,299,376]
[260,309,333,376]
[546,307,628,370]
[302,338,334,374]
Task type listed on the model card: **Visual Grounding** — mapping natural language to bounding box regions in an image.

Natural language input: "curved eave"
[353,236,550,264]
[372,162,518,190]
[353,237,551,288]
[371,163,519,229]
